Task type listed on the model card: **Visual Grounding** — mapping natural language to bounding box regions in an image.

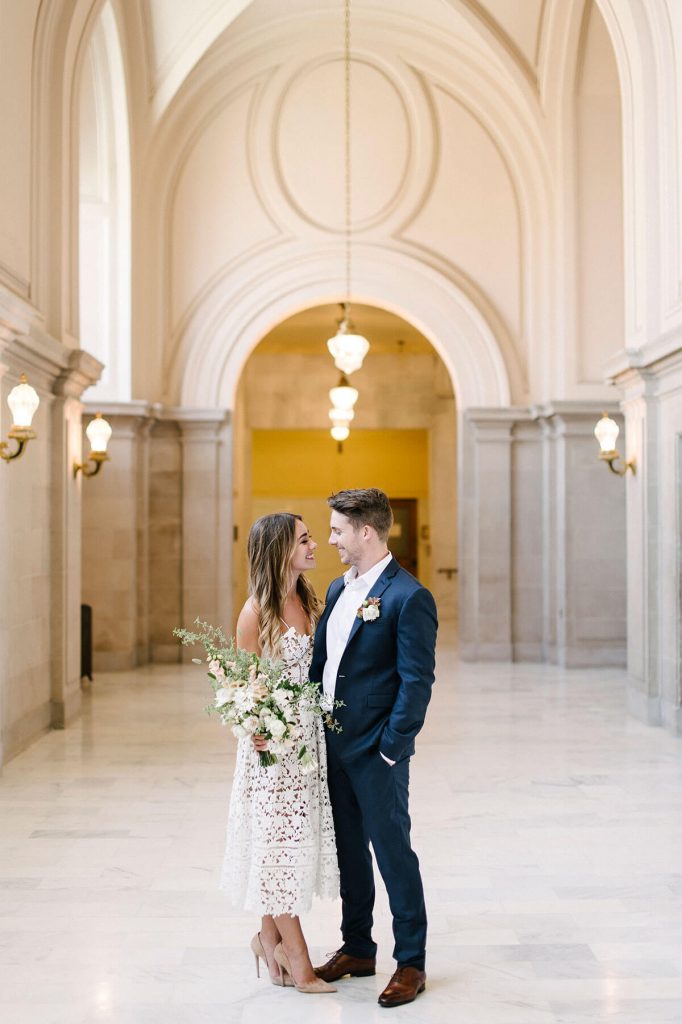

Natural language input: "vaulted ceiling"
[139,0,552,121]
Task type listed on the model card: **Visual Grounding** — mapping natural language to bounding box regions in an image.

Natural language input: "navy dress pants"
[326,749,427,970]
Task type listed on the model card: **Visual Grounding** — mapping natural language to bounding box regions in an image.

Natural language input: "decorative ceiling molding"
[140,0,251,119]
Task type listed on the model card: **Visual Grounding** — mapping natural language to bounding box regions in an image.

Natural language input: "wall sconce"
[0,374,40,463]
[74,412,112,478]
[594,413,636,476]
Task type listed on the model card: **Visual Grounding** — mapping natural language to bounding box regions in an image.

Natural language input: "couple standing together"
[222,488,438,1008]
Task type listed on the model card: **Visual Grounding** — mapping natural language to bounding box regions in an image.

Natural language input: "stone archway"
[170,243,518,412]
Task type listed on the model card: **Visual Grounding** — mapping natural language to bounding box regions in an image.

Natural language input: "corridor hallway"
[1,643,681,1024]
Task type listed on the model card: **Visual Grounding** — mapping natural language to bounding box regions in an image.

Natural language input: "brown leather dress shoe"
[314,949,376,982]
[378,966,426,1007]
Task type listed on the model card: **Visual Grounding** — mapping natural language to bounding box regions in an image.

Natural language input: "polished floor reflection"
[1,642,682,1023]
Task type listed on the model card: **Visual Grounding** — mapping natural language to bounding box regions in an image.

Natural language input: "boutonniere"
[357,596,381,622]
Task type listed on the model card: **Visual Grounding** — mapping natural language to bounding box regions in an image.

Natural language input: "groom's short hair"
[328,488,393,541]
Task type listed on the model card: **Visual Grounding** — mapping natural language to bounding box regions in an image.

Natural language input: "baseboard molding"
[50,687,82,729]
[152,644,182,664]
[512,642,544,662]
[3,701,52,765]
[460,641,513,661]
[661,698,682,737]
[93,650,137,672]
[558,645,627,669]
[627,680,662,727]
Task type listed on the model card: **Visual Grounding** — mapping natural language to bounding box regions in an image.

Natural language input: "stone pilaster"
[176,411,231,661]
[609,344,682,734]
[511,414,543,661]
[0,340,11,766]
[537,403,626,669]
[50,351,104,726]
[460,410,514,660]
[81,401,151,671]
[429,392,458,623]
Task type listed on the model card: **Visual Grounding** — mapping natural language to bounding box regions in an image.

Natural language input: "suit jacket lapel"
[342,557,400,652]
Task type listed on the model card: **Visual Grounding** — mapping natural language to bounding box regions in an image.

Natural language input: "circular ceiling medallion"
[274,56,411,232]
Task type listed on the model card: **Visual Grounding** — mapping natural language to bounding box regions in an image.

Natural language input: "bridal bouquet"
[173,619,343,770]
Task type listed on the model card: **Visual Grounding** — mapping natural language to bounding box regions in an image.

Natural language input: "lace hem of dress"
[221,855,339,916]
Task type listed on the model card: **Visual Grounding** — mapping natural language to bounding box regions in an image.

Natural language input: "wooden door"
[388,498,418,577]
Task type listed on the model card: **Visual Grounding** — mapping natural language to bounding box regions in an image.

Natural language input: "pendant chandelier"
[328,0,369,443]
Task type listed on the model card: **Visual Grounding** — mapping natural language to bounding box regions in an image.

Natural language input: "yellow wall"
[249,429,430,600]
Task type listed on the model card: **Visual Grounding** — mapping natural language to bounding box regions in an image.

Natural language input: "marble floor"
[1,643,682,1023]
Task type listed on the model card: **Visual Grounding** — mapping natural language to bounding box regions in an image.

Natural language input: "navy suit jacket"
[310,557,438,765]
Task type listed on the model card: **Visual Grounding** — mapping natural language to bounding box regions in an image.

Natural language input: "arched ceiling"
[140,0,551,121]
[254,302,435,356]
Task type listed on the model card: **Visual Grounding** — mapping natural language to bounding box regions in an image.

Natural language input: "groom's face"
[329,510,363,566]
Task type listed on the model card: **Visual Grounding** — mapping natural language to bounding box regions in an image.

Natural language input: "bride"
[221,512,339,993]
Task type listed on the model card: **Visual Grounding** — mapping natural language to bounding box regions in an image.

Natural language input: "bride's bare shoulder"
[236,598,259,652]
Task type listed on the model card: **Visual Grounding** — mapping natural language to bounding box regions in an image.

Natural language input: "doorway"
[389,498,418,576]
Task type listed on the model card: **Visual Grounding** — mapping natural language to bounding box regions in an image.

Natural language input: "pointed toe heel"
[274,943,337,993]
[251,931,289,986]
[250,933,266,979]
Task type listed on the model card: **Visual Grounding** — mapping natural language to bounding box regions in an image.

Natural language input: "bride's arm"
[236,601,269,753]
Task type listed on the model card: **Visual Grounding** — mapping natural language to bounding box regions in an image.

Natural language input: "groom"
[310,488,438,1008]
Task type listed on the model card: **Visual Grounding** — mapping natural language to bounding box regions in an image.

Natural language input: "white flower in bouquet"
[273,688,292,710]
[268,717,287,739]
[173,618,345,769]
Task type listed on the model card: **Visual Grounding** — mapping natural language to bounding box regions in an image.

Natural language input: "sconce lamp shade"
[329,375,359,411]
[8,374,39,429]
[327,329,370,375]
[330,425,350,442]
[86,412,112,453]
[594,413,619,453]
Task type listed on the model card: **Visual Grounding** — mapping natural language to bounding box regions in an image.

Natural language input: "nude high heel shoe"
[273,943,337,993]
[250,933,293,987]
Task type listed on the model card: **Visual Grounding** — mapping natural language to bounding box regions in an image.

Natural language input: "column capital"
[82,401,153,441]
[464,407,523,441]
[534,401,622,439]
[173,408,230,442]
[54,349,104,399]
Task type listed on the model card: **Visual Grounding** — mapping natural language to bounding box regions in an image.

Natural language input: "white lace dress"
[220,628,339,916]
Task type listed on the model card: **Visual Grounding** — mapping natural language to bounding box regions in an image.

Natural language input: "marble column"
[0,341,11,765]
[149,417,183,662]
[50,352,104,726]
[0,293,33,765]
[511,413,543,661]
[610,347,682,733]
[81,402,150,671]
[429,389,458,624]
[460,410,514,660]
[538,403,626,669]
[177,411,231,662]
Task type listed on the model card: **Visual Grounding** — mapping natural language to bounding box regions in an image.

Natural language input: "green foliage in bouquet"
[174,619,343,769]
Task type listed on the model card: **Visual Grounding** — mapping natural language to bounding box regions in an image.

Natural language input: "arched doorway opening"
[231,302,458,635]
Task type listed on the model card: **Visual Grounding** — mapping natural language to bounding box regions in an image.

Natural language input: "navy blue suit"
[310,557,437,969]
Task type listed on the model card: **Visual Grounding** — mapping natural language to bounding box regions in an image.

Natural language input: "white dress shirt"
[322,551,392,701]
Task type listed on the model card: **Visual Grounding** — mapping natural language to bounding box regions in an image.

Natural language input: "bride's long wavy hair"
[247,512,322,658]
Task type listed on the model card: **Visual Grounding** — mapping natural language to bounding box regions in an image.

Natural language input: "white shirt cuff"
[380,752,396,766]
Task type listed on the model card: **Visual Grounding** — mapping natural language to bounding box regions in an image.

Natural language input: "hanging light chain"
[344,0,351,307]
